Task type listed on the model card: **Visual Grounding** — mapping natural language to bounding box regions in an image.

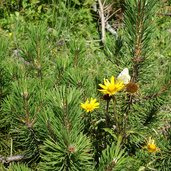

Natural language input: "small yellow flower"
[81,98,99,112]
[99,76,124,96]
[144,137,160,153]
[8,32,13,37]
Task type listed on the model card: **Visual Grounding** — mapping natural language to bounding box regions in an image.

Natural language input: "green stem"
[112,95,116,114]
[87,112,91,132]
[89,112,91,124]
[10,138,13,157]
[112,95,119,132]
[105,99,110,127]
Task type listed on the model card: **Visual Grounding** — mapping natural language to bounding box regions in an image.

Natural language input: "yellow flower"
[99,76,124,96]
[8,32,13,37]
[81,98,99,112]
[144,137,160,153]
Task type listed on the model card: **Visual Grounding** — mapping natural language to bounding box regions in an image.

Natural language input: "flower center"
[147,144,157,152]
[107,85,115,93]
[86,104,93,110]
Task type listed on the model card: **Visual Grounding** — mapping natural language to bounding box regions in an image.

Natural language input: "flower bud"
[126,82,138,93]
[68,144,76,153]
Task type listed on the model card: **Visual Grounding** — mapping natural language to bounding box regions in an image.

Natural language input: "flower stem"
[112,95,119,131]
[105,99,110,127]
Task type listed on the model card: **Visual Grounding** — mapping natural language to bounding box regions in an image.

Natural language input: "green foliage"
[97,137,129,171]
[0,0,51,20]
[0,35,12,100]
[38,86,94,170]
[8,163,32,171]
[124,0,158,69]
[0,0,171,170]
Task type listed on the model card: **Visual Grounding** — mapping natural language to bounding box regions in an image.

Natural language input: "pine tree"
[0,0,171,170]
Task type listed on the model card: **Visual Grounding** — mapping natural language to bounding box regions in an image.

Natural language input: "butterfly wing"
[117,68,131,84]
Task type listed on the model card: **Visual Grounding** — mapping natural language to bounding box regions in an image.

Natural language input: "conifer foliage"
[0,0,171,170]
[39,87,94,170]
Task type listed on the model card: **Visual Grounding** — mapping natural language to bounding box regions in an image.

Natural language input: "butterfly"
[117,68,131,84]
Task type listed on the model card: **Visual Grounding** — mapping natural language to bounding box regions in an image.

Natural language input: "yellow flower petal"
[81,98,99,112]
[111,76,114,85]
[99,84,107,89]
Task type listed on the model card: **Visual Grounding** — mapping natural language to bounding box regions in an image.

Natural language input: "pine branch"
[124,0,157,81]
[132,0,146,82]
[123,0,158,120]
[132,80,171,103]
[12,49,31,66]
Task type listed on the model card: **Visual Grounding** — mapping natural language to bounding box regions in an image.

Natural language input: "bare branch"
[98,0,106,44]
[92,1,118,41]
[105,8,121,22]
[0,155,24,164]
[106,22,118,37]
